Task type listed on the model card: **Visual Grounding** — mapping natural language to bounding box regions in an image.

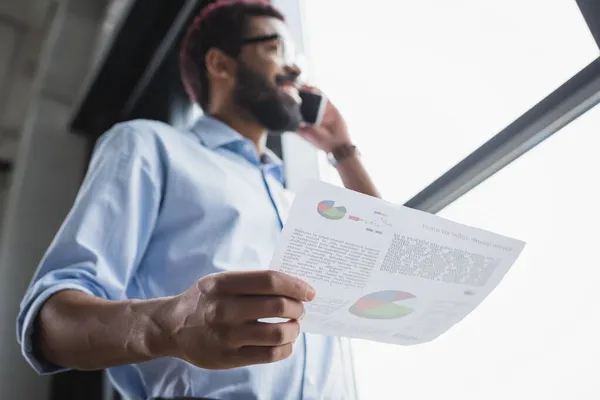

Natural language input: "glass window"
[303,0,598,203]
[349,98,600,399]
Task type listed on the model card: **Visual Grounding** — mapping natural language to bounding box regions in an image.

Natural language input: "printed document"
[269,180,526,345]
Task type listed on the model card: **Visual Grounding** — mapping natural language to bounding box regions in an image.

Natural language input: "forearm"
[335,154,381,198]
[37,290,175,371]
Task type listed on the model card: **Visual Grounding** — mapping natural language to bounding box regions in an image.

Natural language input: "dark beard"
[232,62,302,134]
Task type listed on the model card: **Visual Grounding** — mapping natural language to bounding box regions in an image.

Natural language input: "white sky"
[301,1,600,398]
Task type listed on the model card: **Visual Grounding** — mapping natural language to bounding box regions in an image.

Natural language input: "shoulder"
[93,119,200,161]
[95,119,178,150]
[87,120,195,185]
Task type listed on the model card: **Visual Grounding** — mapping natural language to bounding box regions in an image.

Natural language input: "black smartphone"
[299,89,327,126]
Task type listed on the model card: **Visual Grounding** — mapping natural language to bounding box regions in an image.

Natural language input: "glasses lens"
[294,53,308,81]
[278,39,292,66]
[241,33,304,70]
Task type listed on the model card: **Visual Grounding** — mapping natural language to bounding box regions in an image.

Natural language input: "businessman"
[17,1,380,399]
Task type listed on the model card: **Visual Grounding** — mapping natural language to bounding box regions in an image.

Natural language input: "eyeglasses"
[240,33,302,68]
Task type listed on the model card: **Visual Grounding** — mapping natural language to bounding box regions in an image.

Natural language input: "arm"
[37,271,315,371]
[17,123,165,374]
[296,90,381,198]
[333,151,380,198]
[20,123,316,373]
[36,290,171,370]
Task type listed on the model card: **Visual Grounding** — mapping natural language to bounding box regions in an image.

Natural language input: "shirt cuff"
[18,283,94,375]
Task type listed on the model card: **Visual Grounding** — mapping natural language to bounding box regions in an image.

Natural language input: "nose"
[284,63,302,81]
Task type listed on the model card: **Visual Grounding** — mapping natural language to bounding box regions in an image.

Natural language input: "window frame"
[270,0,359,398]
[283,0,600,398]
[286,0,600,216]
[404,57,600,214]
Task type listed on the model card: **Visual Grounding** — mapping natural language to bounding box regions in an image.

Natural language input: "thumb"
[296,125,314,135]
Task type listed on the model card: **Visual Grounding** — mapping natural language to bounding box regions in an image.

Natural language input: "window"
[349,100,600,400]
[302,0,598,204]
[301,1,600,398]
[437,102,600,399]
[351,86,600,400]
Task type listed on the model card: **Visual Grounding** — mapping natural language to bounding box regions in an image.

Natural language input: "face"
[232,16,304,133]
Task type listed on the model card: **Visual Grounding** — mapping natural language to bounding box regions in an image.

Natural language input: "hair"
[180,0,284,109]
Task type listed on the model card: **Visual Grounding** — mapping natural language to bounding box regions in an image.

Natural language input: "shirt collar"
[191,114,246,149]
[190,114,285,183]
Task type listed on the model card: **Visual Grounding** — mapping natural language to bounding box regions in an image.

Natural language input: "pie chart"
[349,290,417,319]
[317,200,347,220]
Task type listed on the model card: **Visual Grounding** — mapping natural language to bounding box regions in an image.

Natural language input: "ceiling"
[0,0,132,233]
[0,0,132,167]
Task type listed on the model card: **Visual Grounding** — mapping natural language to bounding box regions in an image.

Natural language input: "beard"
[232,62,303,134]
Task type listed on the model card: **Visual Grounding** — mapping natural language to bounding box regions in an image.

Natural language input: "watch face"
[327,151,338,167]
[328,144,358,167]
[332,144,357,159]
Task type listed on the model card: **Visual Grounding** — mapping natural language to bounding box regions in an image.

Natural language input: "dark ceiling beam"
[0,160,12,173]
[70,0,192,137]
[404,57,600,213]
[577,0,600,49]
[123,0,200,116]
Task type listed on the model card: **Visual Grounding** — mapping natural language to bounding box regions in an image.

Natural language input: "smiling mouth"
[275,74,302,104]
[280,84,302,104]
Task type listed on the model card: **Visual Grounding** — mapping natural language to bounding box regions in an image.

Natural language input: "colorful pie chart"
[349,290,417,319]
[317,200,347,220]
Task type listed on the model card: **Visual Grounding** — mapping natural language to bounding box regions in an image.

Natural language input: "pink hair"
[180,0,279,104]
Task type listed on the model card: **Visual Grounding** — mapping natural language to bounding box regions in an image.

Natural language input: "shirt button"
[306,375,316,386]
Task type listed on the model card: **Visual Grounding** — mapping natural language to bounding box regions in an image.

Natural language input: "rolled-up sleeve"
[16,122,164,374]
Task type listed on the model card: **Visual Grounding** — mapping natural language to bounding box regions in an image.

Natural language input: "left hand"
[296,86,352,153]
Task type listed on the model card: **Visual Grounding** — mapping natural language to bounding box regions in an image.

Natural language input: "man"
[16,1,380,399]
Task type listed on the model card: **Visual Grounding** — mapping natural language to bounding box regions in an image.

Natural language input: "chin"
[265,119,301,134]
[254,100,302,133]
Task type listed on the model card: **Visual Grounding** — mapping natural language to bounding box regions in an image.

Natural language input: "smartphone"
[299,89,327,126]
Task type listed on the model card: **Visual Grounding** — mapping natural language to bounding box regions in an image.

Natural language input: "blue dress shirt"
[16,115,355,400]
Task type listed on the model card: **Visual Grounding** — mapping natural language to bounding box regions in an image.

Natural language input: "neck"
[209,106,267,154]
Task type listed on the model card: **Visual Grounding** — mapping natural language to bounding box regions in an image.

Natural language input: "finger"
[297,123,313,130]
[296,126,313,135]
[213,270,316,301]
[224,321,301,347]
[297,125,327,139]
[208,296,305,324]
[239,296,306,322]
[235,343,295,365]
[301,83,320,93]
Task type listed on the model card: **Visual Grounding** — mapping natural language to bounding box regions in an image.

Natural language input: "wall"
[0,0,113,398]
[0,0,54,260]
[0,171,9,244]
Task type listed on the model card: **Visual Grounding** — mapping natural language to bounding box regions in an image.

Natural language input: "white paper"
[269,180,526,345]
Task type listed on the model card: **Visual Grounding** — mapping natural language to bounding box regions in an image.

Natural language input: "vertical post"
[0,1,111,398]
[269,0,321,192]
[268,1,358,398]
[0,4,68,398]
[577,0,600,49]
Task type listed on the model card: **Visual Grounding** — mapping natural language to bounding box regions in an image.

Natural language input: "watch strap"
[329,143,358,166]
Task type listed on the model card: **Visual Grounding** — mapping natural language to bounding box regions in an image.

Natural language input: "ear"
[205,48,236,82]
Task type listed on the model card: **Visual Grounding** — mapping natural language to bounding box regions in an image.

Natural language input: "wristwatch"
[327,143,359,167]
